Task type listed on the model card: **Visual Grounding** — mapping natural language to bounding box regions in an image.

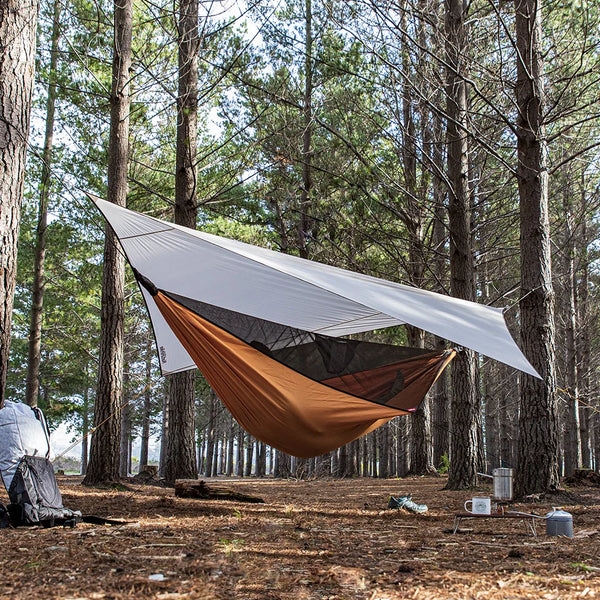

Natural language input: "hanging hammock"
[91,195,537,457]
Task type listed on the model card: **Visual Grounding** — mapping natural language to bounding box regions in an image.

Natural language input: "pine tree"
[83,0,133,485]
[162,0,200,486]
[25,0,62,408]
[514,0,559,496]
[0,0,40,407]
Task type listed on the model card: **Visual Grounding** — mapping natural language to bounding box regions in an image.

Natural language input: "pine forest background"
[5,0,600,485]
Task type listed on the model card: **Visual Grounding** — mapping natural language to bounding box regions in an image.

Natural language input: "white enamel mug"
[464,497,491,515]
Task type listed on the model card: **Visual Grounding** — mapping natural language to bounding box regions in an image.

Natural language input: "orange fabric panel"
[153,292,451,457]
[323,350,456,411]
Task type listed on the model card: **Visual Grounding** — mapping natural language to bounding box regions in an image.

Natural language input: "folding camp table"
[452,511,540,537]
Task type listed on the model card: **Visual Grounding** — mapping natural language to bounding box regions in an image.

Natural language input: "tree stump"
[132,464,160,483]
[140,465,158,476]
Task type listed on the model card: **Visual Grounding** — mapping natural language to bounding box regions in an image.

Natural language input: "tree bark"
[483,362,500,471]
[212,440,219,475]
[297,0,313,259]
[395,419,410,477]
[25,0,61,408]
[560,186,581,476]
[203,391,217,477]
[514,0,559,496]
[174,480,264,503]
[159,384,168,477]
[348,440,359,476]
[408,330,433,474]
[139,333,153,468]
[81,382,90,475]
[226,417,235,476]
[236,424,245,477]
[577,185,592,468]
[162,0,200,486]
[274,449,292,478]
[497,361,517,467]
[119,367,131,477]
[594,413,600,473]
[430,107,450,470]
[83,0,132,485]
[479,232,498,473]
[379,424,391,478]
[336,445,348,477]
[445,0,478,490]
[245,440,254,476]
[0,0,39,407]
[256,442,266,477]
[370,430,378,476]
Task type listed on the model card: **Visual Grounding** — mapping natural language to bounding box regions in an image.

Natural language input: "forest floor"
[1,474,600,599]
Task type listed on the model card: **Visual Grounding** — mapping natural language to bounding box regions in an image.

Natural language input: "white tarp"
[92,196,539,378]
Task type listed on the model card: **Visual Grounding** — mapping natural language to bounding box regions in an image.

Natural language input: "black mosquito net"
[166,291,441,407]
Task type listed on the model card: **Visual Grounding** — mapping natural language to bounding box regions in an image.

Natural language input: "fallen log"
[563,469,600,487]
[174,479,265,503]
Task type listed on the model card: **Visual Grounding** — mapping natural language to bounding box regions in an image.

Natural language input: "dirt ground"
[1,475,599,600]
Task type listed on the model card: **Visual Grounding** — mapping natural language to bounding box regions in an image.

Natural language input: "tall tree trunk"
[347,440,359,477]
[594,413,600,473]
[256,442,266,477]
[163,0,200,486]
[81,382,90,475]
[403,0,434,477]
[275,449,292,478]
[83,0,132,485]
[298,0,313,259]
[0,0,39,407]
[445,0,478,489]
[204,391,217,477]
[396,419,410,477]
[358,435,366,476]
[245,440,254,476]
[139,333,153,468]
[25,0,61,408]
[479,232,498,472]
[236,424,245,477]
[561,184,581,476]
[408,330,432,474]
[119,367,131,477]
[343,441,357,477]
[159,384,168,477]
[197,428,205,475]
[370,430,378,477]
[577,185,592,468]
[415,0,449,474]
[220,433,227,474]
[379,424,390,478]
[226,417,234,476]
[484,362,500,471]
[212,440,219,475]
[337,445,348,478]
[431,337,450,470]
[430,113,450,470]
[470,163,485,476]
[323,452,333,476]
[498,362,514,466]
[514,0,559,496]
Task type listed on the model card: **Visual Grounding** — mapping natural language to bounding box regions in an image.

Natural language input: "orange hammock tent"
[92,196,537,458]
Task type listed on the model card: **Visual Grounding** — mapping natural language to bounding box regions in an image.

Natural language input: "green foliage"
[438,453,450,475]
